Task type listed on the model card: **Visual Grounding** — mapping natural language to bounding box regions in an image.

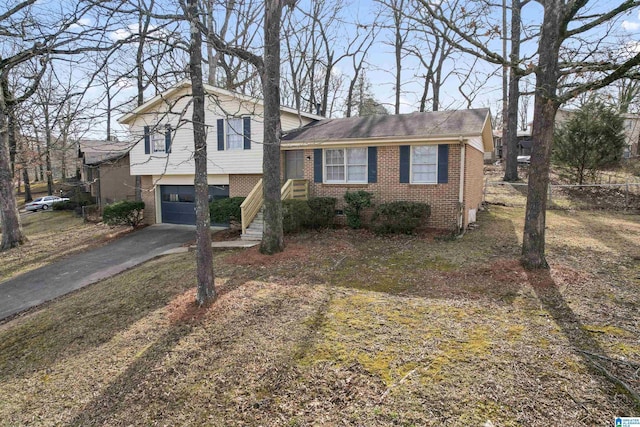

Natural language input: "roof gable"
[118,80,324,125]
[78,139,133,165]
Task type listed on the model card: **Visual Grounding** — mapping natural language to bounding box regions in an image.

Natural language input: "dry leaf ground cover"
[0,206,639,426]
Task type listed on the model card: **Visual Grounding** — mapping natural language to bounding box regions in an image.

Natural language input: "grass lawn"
[0,206,639,425]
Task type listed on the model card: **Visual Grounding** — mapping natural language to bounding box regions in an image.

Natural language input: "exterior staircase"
[240,179,308,242]
[241,208,263,241]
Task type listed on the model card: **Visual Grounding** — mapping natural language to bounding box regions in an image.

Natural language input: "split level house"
[119,81,493,233]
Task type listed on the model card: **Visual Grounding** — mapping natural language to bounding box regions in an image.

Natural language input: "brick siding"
[140,175,156,225]
[301,145,463,230]
[229,174,262,197]
[463,146,485,227]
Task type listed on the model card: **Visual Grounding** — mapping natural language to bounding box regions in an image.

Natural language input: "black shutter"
[367,147,377,183]
[399,145,410,183]
[217,119,224,151]
[243,117,251,149]
[437,144,449,184]
[314,149,323,183]
[165,125,172,153]
[144,126,150,154]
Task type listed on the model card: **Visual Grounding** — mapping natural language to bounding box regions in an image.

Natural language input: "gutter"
[458,136,466,234]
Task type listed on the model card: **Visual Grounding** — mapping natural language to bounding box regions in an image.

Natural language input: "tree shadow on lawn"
[527,268,640,410]
[67,320,197,426]
[327,210,528,306]
[0,254,196,383]
[550,210,640,257]
[66,280,321,426]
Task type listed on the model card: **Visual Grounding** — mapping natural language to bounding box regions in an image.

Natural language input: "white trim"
[226,117,244,150]
[282,135,468,149]
[118,80,324,125]
[323,147,368,184]
[459,141,466,229]
[153,174,230,186]
[409,145,438,185]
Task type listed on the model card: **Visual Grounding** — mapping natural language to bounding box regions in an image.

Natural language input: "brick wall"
[463,146,485,227]
[140,175,156,225]
[229,174,262,197]
[302,145,462,230]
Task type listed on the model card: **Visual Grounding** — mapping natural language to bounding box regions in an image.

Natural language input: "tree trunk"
[0,104,26,250]
[394,7,402,115]
[23,167,32,202]
[522,0,561,269]
[260,0,286,255]
[44,109,53,195]
[187,0,216,306]
[503,0,521,182]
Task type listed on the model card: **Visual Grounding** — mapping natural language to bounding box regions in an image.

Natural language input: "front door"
[285,150,304,180]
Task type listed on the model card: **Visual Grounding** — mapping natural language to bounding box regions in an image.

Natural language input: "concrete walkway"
[0,224,198,321]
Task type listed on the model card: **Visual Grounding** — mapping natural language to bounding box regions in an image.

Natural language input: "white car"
[517,155,531,164]
[25,196,70,212]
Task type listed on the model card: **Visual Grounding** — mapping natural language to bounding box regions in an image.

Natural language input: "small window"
[227,118,244,150]
[152,132,165,153]
[324,147,367,184]
[411,145,438,184]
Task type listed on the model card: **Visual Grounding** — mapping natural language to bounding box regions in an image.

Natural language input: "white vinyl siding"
[411,145,438,184]
[128,87,315,176]
[324,147,367,184]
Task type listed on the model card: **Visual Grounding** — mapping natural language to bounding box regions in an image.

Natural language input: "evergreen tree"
[553,101,625,185]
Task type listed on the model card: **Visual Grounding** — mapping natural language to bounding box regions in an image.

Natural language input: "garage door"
[160,185,229,226]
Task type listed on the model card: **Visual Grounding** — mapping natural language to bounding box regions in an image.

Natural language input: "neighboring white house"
[118,80,323,225]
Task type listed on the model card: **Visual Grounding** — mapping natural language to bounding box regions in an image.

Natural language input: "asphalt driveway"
[0,224,196,321]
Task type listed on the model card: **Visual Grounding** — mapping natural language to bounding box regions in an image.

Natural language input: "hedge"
[344,190,373,229]
[371,201,431,234]
[209,197,245,224]
[282,199,312,234]
[306,197,336,229]
[102,200,145,227]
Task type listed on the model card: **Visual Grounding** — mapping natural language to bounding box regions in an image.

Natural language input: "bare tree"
[204,0,294,254]
[417,0,640,267]
[521,0,640,268]
[183,0,216,306]
[408,0,462,112]
[503,0,529,182]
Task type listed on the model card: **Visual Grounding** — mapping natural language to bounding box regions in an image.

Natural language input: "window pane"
[347,165,366,182]
[227,118,243,150]
[152,133,165,152]
[411,145,438,183]
[347,147,366,164]
[325,149,344,166]
[326,165,345,181]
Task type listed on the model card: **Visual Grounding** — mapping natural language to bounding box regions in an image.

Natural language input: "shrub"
[306,197,336,229]
[282,199,312,234]
[102,200,145,227]
[344,190,373,229]
[209,197,245,224]
[52,200,77,211]
[371,201,431,234]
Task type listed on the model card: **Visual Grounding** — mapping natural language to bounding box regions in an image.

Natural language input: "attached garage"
[160,185,229,226]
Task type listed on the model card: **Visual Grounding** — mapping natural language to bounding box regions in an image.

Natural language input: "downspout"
[458,136,466,234]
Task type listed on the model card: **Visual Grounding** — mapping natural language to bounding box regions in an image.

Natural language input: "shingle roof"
[78,139,134,165]
[282,108,490,142]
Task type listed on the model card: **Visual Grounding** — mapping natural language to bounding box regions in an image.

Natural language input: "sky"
[11,0,640,139]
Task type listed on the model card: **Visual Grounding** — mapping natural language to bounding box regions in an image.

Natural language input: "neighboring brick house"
[281,109,493,230]
[78,139,136,207]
